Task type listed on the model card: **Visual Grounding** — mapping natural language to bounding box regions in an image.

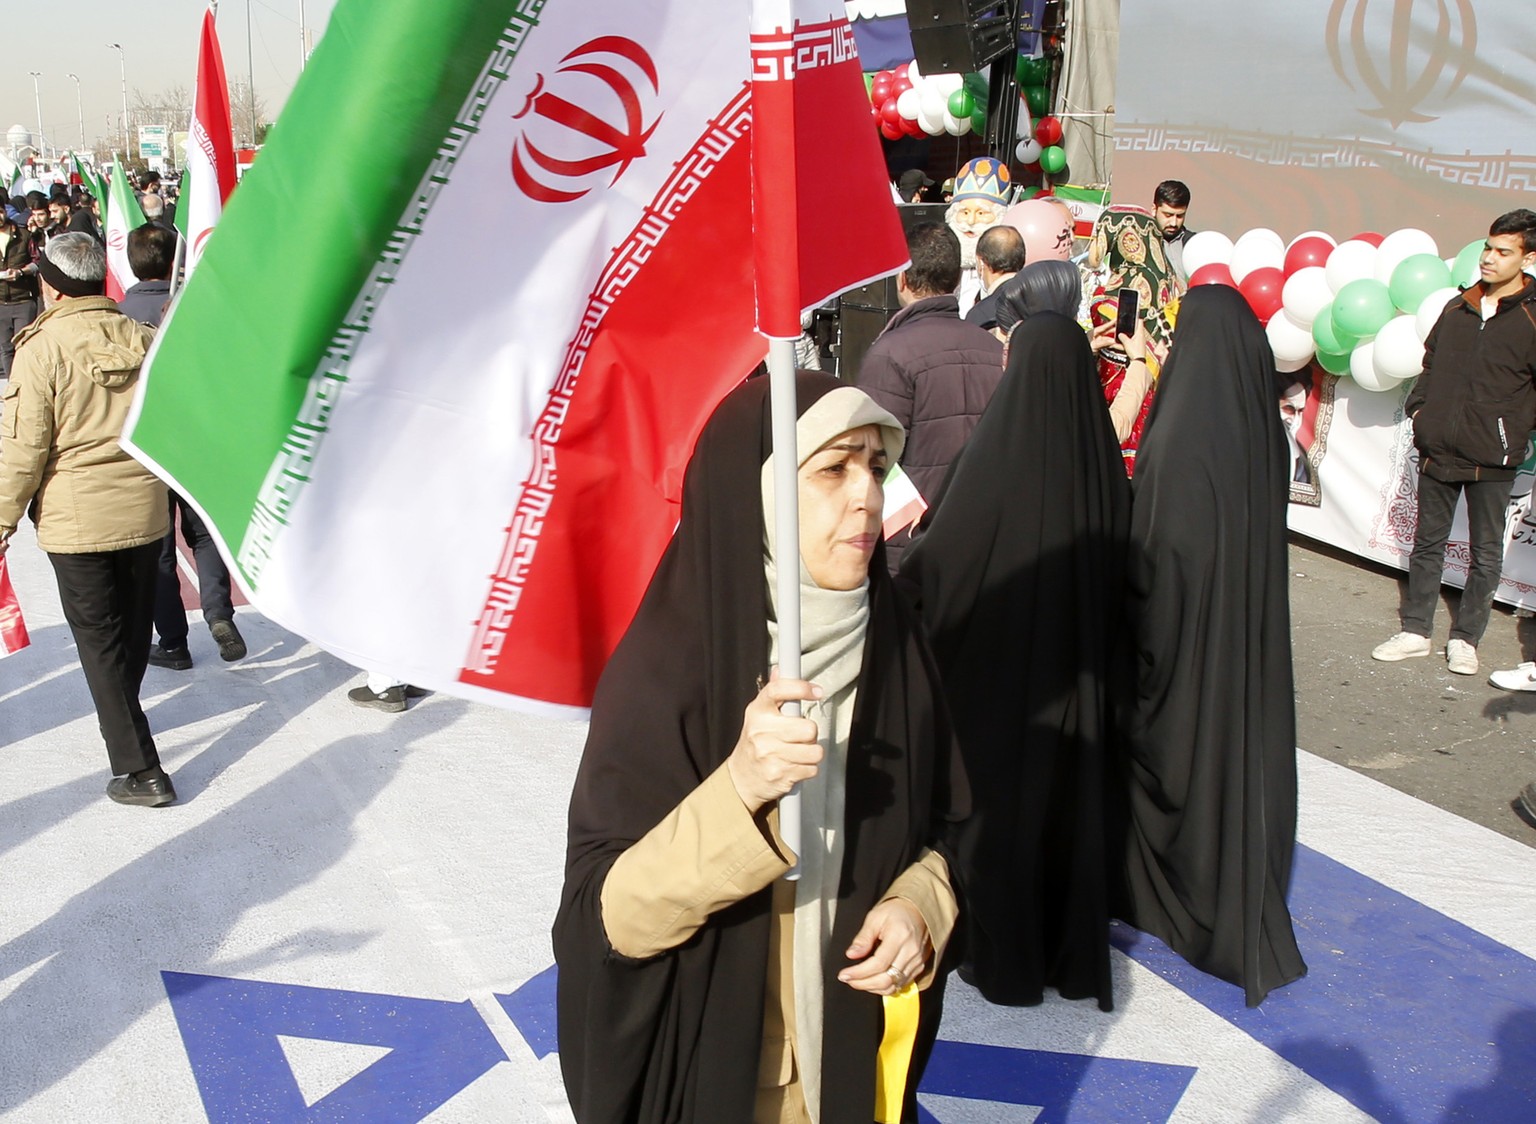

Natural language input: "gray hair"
[44,232,107,282]
[140,194,164,220]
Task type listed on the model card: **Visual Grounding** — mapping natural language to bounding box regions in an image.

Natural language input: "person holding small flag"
[0,233,174,807]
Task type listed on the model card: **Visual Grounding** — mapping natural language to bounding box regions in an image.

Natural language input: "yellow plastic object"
[873,983,920,1124]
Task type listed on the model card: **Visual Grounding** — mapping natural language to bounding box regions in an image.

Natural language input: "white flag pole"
[767,335,803,881]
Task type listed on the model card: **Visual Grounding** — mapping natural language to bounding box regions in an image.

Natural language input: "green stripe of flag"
[131,1,533,566]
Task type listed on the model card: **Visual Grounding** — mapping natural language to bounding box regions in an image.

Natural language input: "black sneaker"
[106,769,177,807]
[210,619,247,662]
[348,684,407,713]
[148,643,193,671]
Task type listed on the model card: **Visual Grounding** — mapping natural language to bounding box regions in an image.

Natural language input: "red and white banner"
[185,4,237,275]
[0,556,30,658]
[1286,373,1536,610]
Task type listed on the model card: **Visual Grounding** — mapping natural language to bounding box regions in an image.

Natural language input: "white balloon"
[1373,228,1441,284]
[1326,240,1379,294]
[1281,267,1334,328]
[1414,286,1461,342]
[1014,137,1043,163]
[1235,227,1286,252]
[919,84,948,123]
[1182,231,1235,276]
[896,88,920,120]
[1348,339,1403,391]
[907,60,922,84]
[1287,229,1338,251]
[1230,237,1284,284]
[1373,314,1427,381]
[932,72,965,95]
[917,106,945,136]
[942,109,968,137]
[1276,353,1313,374]
[1267,311,1317,365]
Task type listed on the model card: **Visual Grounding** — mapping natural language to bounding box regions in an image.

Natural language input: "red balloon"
[871,79,893,102]
[1189,262,1236,287]
[880,120,903,141]
[1351,231,1385,247]
[880,99,903,126]
[1034,115,1064,147]
[1238,266,1285,324]
[1035,187,1053,197]
[901,113,925,137]
[892,75,913,96]
[1283,236,1333,276]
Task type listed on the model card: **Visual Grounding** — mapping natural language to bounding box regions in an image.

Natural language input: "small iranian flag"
[184,3,237,276]
[125,0,903,716]
[103,160,144,301]
[1053,184,1111,239]
[0,557,29,658]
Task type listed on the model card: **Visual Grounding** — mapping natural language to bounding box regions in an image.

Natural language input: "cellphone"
[1114,288,1141,343]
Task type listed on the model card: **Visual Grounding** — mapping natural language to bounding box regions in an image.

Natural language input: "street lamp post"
[66,73,84,153]
[107,43,129,157]
[28,71,45,161]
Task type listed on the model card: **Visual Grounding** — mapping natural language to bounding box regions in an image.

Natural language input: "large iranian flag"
[124,0,904,716]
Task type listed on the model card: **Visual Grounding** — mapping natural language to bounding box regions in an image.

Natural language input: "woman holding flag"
[554,372,968,1123]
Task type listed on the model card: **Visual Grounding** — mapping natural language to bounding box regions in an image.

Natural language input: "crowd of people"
[2,151,1535,1121]
[554,194,1309,1120]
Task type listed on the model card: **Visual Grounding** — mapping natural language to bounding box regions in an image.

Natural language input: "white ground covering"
[1,524,1532,1122]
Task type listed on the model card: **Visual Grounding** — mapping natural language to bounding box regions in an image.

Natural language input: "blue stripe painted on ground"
[1111,843,1536,1122]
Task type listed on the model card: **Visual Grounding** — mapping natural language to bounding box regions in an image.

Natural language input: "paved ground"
[2,526,1534,1121]
[1289,536,1536,848]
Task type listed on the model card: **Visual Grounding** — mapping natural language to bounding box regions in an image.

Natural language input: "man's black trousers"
[48,541,163,776]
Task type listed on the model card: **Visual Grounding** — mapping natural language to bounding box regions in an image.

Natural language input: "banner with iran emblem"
[124,0,903,715]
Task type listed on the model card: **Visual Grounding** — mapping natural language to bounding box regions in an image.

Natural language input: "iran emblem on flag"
[126,0,904,715]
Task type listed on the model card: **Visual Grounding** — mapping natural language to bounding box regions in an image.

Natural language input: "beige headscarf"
[760,386,904,1121]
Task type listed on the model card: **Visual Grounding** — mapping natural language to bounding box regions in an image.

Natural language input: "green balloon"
[1332,279,1396,340]
[970,109,988,134]
[1016,185,1040,201]
[1389,253,1454,314]
[1023,84,1050,117]
[947,89,975,118]
[1451,239,1483,287]
[1039,145,1067,175]
[1018,56,1052,85]
[1312,305,1358,355]
[1316,348,1352,375]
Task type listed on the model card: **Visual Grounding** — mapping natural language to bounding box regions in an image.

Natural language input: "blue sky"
[2,0,338,152]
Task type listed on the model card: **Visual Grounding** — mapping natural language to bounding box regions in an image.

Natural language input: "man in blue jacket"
[1373,210,1536,676]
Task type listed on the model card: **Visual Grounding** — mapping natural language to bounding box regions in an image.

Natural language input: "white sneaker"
[1446,639,1478,676]
[1489,661,1536,692]
[1371,631,1432,662]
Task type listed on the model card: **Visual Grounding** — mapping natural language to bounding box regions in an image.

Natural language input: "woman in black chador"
[899,311,1131,1009]
[554,372,969,1123]
[1119,284,1307,1007]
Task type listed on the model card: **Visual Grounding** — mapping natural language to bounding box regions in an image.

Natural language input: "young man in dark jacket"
[1373,209,1536,676]
[0,208,40,377]
[859,222,1004,572]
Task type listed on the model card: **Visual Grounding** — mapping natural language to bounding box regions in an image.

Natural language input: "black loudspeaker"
[835,203,954,380]
[836,305,894,385]
[908,0,1015,74]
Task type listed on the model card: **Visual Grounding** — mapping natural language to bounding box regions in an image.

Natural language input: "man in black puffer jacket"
[860,222,1004,572]
[1373,209,1536,677]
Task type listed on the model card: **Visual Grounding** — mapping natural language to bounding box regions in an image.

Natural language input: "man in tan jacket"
[0,232,174,806]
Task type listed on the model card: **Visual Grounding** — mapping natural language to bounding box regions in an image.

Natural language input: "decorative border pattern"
[751,19,859,81]
[1116,122,1536,194]
[462,84,755,677]
[237,1,548,580]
